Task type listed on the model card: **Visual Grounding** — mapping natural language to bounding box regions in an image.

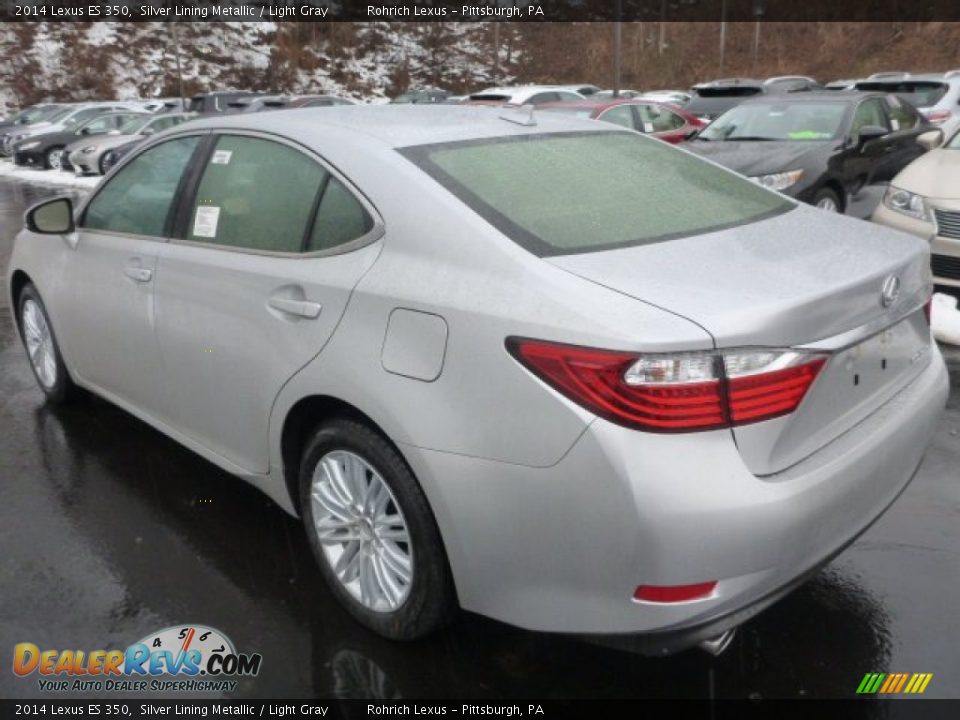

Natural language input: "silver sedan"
[7,105,948,653]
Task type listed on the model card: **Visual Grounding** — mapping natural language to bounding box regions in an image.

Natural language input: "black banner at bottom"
[1,699,959,720]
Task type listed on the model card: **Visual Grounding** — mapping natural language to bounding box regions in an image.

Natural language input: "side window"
[83,136,200,237]
[637,105,684,132]
[150,117,177,132]
[851,99,890,140]
[186,135,326,253]
[80,116,115,134]
[599,105,637,130]
[885,95,920,131]
[307,178,374,252]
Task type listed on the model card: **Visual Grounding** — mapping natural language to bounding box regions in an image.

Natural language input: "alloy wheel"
[816,197,839,212]
[309,450,413,612]
[21,299,57,389]
[47,149,62,171]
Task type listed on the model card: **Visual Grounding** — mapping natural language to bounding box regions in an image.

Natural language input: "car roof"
[175,104,616,149]
[538,98,668,112]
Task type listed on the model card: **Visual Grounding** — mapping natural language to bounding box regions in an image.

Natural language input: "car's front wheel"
[812,187,842,213]
[18,283,77,403]
[299,417,457,639]
[44,146,65,171]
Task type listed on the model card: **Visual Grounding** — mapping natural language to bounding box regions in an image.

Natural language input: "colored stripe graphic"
[857,672,933,694]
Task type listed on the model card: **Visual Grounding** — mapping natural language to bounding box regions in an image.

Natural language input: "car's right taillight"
[506,338,827,433]
[923,109,952,125]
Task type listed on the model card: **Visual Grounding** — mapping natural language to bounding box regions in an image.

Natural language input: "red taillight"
[923,109,952,125]
[506,338,827,433]
[634,582,718,603]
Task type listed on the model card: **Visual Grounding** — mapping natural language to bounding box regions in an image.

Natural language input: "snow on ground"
[0,159,101,190]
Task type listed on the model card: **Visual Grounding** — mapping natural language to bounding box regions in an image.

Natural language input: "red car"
[538,98,706,143]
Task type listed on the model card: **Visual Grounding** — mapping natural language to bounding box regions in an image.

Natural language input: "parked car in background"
[539,98,705,143]
[0,104,63,130]
[764,75,822,92]
[554,84,601,97]
[65,112,195,175]
[286,95,356,108]
[187,92,265,114]
[593,89,645,100]
[686,92,939,213]
[639,90,692,107]
[8,106,946,650]
[391,89,451,104]
[4,105,141,161]
[825,79,860,91]
[99,137,140,174]
[225,95,292,114]
[855,72,960,143]
[685,78,766,121]
[872,127,960,288]
[14,110,148,171]
[467,85,585,105]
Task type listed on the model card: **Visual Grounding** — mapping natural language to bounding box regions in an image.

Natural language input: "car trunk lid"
[547,205,933,474]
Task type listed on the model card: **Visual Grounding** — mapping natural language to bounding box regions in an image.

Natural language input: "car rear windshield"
[855,81,948,107]
[695,86,763,97]
[400,131,793,257]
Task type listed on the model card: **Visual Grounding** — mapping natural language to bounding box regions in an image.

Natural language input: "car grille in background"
[932,254,960,280]
[934,209,960,239]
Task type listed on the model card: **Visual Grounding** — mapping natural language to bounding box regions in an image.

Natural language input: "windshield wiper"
[724,136,777,141]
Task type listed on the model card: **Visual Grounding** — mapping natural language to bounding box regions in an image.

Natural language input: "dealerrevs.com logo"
[13,624,262,693]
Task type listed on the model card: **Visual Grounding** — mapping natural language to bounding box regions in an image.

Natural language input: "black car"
[0,104,67,154]
[685,92,938,213]
[13,110,147,170]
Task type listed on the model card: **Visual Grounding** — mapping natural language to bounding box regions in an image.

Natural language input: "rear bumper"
[67,151,96,175]
[401,345,948,643]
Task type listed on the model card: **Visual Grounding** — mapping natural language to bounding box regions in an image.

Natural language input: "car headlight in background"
[750,169,804,192]
[80,146,97,153]
[882,186,928,220]
[17,141,41,150]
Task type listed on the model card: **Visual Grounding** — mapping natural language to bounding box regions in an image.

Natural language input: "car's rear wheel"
[813,187,842,213]
[44,146,65,171]
[18,283,77,404]
[299,417,457,639]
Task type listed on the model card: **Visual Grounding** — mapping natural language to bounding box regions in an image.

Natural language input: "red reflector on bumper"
[634,581,717,603]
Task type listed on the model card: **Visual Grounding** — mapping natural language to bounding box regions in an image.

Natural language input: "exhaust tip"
[698,628,736,657]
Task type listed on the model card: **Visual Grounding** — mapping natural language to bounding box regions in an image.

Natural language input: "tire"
[17,283,77,404]
[299,417,457,640]
[44,146,65,171]
[812,187,842,213]
[97,154,108,176]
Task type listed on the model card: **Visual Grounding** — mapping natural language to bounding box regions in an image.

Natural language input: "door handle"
[268,297,322,318]
[124,266,152,283]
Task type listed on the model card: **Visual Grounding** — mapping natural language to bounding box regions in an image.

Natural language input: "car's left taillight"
[506,338,827,433]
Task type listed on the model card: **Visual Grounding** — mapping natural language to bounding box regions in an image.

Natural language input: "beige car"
[873,130,960,288]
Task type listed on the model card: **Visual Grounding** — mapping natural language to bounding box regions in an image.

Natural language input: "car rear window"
[400,131,792,257]
[854,81,948,108]
[695,86,763,97]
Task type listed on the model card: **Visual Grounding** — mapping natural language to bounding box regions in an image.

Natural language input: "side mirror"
[856,125,888,146]
[917,128,944,151]
[684,129,700,141]
[80,127,91,135]
[141,127,155,136]
[25,197,74,234]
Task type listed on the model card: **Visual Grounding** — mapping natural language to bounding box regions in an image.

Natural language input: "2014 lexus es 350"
[8,106,948,654]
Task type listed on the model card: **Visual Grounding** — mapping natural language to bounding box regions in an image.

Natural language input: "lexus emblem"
[880,275,901,308]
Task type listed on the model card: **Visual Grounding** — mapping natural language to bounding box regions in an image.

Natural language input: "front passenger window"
[83,136,200,237]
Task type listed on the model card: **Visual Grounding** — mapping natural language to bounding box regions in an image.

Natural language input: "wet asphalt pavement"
[0,177,958,702]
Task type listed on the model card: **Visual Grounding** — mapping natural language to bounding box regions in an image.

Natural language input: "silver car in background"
[65,112,196,175]
[8,106,948,653]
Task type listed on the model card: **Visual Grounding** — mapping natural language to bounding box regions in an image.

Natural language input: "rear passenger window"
[307,178,374,252]
[187,136,326,252]
[83,136,200,237]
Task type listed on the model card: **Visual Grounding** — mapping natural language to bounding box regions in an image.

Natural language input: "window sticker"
[193,206,221,238]
[211,150,233,165]
[890,118,900,131]
[642,122,654,133]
